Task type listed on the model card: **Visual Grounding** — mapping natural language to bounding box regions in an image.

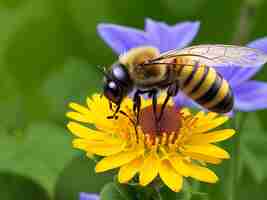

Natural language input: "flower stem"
[229,113,247,200]
[151,180,163,200]
[229,0,260,199]
[232,0,258,44]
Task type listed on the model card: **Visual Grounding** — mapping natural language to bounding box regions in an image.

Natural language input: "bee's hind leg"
[158,81,180,121]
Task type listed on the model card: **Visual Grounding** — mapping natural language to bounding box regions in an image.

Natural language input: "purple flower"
[79,192,99,200]
[97,18,267,112]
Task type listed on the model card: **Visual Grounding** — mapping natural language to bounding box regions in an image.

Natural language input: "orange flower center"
[139,104,182,146]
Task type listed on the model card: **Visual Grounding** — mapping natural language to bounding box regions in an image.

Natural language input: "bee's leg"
[107,100,122,120]
[133,90,142,123]
[109,101,113,111]
[151,90,161,132]
[158,81,180,121]
[148,89,159,122]
[133,89,157,123]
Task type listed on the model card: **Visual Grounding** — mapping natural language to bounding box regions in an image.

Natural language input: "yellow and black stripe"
[179,65,233,113]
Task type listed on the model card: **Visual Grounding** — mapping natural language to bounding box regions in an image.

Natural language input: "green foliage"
[0,122,75,197]
[42,58,101,122]
[240,113,267,183]
[55,156,113,200]
[100,182,128,200]
[0,172,50,200]
[100,181,136,200]
[0,0,267,199]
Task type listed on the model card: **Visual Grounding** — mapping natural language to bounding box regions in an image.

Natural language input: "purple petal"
[79,192,99,200]
[247,36,267,53]
[97,24,151,55]
[145,18,200,52]
[219,37,267,87]
[174,93,198,108]
[233,80,267,111]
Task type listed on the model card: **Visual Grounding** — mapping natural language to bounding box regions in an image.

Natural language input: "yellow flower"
[66,93,235,192]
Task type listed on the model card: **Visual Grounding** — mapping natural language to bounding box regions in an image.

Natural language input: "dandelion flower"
[66,93,235,192]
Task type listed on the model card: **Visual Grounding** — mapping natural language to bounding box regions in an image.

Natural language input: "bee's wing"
[153,44,267,68]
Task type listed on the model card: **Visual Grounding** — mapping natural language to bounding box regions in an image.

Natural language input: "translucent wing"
[153,44,267,68]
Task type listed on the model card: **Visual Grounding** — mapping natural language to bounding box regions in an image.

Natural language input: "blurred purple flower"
[79,192,99,200]
[97,19,267,112]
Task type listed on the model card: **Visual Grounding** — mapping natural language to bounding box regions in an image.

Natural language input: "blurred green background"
[0,0,267,199]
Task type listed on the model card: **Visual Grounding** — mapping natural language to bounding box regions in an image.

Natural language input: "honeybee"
[102,45,267,121]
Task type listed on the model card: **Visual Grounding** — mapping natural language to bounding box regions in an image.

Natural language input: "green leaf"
[54,155,113,200]
[238,168,267,200]
[159,186,177,200]
[0,172,50,200]
[240,113,267,183]
[0,122,75,197]
[160,181,208,200]
[0,94,24,131]
[100,182,134,200]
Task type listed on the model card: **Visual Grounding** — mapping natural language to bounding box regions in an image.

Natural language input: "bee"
[102,45,267,121]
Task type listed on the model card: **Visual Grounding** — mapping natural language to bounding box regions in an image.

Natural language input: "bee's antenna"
[96,65,107,75]
[97,65,113,80]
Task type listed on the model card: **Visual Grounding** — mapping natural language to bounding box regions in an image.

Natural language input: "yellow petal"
[189,129,235,144]
[86,152,94,158]
[159,160,183,192]
[168,155,191,176]
[193,116,228,133]
[72,139,94,156]
[183,144,230,159]
[86,141,125,156]
[118,157,143,183]
[182,152,222,164]
[194,111,205,119]
[205,112,218,120]
[95,149,142,173]
[67,121,109,140]
[180,108,191,117]
[185,162,218,183]
[139,152,160,186]
[66,112,90,123]
[86,96,94,108]
[72,138,125,156]
[69,102,90,115]
[72,139,89,150]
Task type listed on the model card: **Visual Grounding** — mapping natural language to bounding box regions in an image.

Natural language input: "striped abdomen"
[175,64,233,113]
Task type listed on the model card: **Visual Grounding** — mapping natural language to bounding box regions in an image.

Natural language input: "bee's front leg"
[133,89,157,124]
[107,100,122,120]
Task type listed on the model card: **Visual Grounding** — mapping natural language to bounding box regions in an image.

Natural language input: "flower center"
[139,104,182,138]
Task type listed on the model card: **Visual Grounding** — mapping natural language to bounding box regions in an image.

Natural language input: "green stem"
[152,181,163,200]
[154,187,163,200]
[229,113,247,200]
[229,0,259,199]
[232,0,257,44]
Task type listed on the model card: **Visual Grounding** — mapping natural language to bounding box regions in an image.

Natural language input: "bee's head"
[103,63,133,105]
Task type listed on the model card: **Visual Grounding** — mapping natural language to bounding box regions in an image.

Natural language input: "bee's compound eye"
[111,63,132,85]
[104,81,122,104]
